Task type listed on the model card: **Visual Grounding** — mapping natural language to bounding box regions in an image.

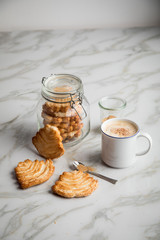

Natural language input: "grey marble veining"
[0,28,160,240]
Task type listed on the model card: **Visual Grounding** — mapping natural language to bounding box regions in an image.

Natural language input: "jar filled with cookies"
[37,74,90,146]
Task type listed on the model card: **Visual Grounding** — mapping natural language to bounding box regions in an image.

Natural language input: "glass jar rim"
[98,96,127,111]
[41,74,83,102]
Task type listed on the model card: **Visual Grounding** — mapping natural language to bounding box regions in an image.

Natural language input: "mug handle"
[136,131,152,156]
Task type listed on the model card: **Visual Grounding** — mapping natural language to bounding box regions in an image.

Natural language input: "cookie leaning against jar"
[32,124,65,159]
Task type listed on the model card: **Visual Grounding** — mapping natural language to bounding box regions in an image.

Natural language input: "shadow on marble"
[13,121,38,154]
[10,169,22,190]
[87,151,102,166]
[91,126,101,135]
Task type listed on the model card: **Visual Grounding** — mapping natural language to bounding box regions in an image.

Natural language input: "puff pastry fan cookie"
[32,124,64,159]
[52,170,98,198]
[15,159,55,189]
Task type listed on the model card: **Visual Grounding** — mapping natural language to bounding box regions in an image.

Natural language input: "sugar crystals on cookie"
[52,170,98,198]
[15,159,55,189]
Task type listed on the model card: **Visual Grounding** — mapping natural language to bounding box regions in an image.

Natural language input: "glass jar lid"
[41,74,83,102]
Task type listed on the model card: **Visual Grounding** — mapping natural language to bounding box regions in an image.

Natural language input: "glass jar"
[98,96,127,123]
[37,74,90,146]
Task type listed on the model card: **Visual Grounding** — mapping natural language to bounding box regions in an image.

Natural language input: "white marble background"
[0,28,160,240]
[1,0,160,31]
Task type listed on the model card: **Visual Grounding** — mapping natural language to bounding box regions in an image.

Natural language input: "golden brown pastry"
[15,159,55,189]
[60,129,82,141]
[41,112,63,124]
[32,124,64,159]
[42,114,83,141]
[52,170,98,198]
[43,101,71,114]
[43,101,83,116]
[41,99,84,142]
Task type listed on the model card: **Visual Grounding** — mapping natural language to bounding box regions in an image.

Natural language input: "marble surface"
[0,28,160,240]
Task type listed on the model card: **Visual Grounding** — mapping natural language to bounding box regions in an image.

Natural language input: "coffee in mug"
[104,120,137,138]
[101,118,152,168]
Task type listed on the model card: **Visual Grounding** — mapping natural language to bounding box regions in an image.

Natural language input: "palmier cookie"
[58,122,83,133]
[15,159,55,189]
[32,124,64,159]
[43,102,83,117]
[42,112,81,127]
[42,115,83,139]
[60,129,81,141]
[43,121,70,130]
[41,112,63,124]
[43,119,82,132]
[42,115,82,137]
[52,170,98,198]
[43,101,70,114]
[47,106,82,118]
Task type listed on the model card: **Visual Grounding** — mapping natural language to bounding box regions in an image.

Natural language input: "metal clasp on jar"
[70,93,87,120]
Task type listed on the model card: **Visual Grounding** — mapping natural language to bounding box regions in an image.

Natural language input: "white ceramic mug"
[101,118,152,168]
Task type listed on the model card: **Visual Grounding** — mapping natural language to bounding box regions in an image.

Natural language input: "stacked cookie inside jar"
[41,98,83,142]
[37,74,90,145]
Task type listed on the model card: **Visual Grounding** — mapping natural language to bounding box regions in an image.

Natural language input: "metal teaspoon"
[72,161,118,184]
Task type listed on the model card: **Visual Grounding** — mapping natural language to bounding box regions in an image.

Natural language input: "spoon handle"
[87,171,118,184]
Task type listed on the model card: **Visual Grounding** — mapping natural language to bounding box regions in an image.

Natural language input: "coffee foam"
[104,120,138,138]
